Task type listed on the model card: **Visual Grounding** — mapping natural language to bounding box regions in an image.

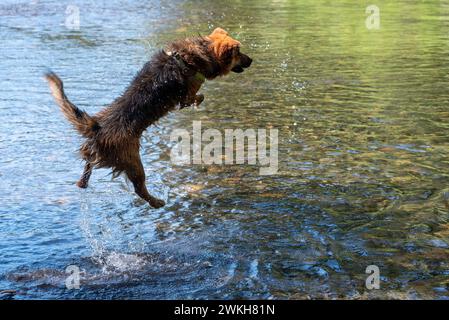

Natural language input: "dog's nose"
[242,56,252,68]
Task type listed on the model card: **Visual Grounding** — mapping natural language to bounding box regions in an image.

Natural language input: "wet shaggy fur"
[45,28,252,208]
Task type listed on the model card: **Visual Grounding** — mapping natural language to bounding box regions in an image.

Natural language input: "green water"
[160,0,449,298]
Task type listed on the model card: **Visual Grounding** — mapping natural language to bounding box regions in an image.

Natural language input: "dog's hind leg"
[125,160,165,208]
[77,162,93,189]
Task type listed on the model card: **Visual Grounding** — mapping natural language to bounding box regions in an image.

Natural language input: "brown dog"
[45,28,252,208]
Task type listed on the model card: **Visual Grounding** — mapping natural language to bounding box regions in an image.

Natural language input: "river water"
[1,0,448,299]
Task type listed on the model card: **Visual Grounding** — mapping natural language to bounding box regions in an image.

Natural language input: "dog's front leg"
[194,94,204,106]
[180,94,204,109]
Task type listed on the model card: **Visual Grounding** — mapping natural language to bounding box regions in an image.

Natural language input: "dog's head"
[207,28,252,76]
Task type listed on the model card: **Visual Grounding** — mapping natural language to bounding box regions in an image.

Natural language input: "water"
[1,0,449,299]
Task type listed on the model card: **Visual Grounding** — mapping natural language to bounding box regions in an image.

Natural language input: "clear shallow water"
[1,0,449,299]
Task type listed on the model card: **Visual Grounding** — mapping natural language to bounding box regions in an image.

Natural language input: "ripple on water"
[4,247,238,299]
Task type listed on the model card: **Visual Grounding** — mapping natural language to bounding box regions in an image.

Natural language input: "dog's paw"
[149,198,166,208]
[76,180,88,189]
[193,94,204,109]
[194,94,204,106]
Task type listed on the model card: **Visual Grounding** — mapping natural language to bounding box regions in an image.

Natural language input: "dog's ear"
[210,27,228,36]
[216,43,234,65]
[208,28,240,61]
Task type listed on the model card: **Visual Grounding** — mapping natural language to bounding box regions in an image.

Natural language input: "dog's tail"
[44,71,99,138]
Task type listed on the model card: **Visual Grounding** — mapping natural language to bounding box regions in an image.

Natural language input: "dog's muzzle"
[232,53,253,73]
